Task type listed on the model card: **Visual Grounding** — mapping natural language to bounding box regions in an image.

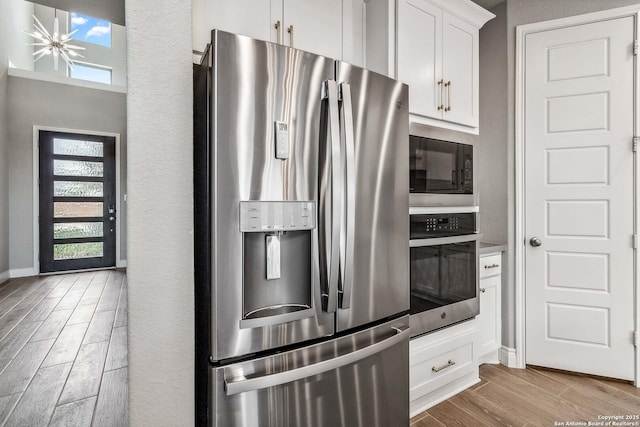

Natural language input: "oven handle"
[410,234,480,248]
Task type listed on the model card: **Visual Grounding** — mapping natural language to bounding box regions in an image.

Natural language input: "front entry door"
[524,16,635,380]
[39,131,117,273]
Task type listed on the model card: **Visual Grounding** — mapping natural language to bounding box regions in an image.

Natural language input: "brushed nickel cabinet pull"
[432,359,455,372]
[484,264,499,269]
[287,25,294,47]
[437,80,445,110]
[445,81,452,111]
[275,21,281,44]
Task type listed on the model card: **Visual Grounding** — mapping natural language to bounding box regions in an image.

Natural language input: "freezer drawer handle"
[224,325,410,395]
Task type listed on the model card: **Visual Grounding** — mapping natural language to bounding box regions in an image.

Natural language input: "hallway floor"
[0,270,127,426]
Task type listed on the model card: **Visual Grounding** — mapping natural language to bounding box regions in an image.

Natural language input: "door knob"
[530,237,542,247]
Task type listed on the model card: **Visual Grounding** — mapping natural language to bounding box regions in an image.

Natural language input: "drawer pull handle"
[432,359,456,373]
[484,264,499,269]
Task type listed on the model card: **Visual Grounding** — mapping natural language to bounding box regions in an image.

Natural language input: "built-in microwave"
[409,123,478,207]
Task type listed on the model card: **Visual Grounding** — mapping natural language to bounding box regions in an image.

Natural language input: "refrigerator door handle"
[319,80,341,313]
[224,325,410,395]
[338,82,356,309]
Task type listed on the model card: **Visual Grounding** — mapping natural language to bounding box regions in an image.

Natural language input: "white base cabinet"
[478,251,502,364]
[409,320,479,417]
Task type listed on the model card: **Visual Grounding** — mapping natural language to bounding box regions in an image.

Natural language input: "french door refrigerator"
[194,30,409,427]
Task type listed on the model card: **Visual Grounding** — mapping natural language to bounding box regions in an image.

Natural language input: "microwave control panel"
[410,212,476,239]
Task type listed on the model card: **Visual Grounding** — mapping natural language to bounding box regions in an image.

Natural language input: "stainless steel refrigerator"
[194,30,409,426]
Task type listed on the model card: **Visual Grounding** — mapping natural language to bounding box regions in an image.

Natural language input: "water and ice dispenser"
[239,201,316,328]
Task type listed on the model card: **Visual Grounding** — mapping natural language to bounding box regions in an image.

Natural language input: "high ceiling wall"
[28,0,124,25]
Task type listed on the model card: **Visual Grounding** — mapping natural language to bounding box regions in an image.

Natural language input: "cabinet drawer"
[410,328,475,399]
[480,253,501,278]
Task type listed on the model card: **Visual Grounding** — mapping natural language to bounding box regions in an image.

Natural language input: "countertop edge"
[479,242,507,254]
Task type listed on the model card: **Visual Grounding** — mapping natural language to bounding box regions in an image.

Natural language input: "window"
[70,12,112,48]
[70,63,112,84]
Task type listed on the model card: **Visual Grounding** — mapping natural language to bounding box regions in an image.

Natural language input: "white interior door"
[524,16,636,380]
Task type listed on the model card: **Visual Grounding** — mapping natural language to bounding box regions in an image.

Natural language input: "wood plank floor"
[411,363,640,426]
[0,270,127,426]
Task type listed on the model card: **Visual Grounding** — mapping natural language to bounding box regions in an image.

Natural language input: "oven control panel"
[410,212,476,239]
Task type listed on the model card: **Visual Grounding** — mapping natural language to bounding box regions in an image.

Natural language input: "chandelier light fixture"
[24,11,85,71]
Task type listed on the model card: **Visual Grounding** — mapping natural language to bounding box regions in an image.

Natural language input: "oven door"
[409,235,479,337]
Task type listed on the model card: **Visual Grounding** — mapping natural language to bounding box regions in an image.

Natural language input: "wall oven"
[409,123,478,207]
[409,207,479,337]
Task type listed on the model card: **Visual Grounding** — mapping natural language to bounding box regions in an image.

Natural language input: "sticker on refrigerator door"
[266,234,281,280]
[274,121,289,159]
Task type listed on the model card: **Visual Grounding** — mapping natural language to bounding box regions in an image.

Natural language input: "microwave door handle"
[224,325,410,395]
[338,82,356,309]
[319,80,341,313]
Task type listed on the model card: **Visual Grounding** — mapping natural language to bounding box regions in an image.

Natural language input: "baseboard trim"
[9,267,37,278]
[499,346,518,368]
[0,270,9,284]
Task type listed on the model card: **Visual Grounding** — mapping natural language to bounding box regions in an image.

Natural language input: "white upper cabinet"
[441,13,477,126]
[192,0,280,49]
[397,0,442,121]
[193,0,344,60]
[284,0,343,59]
[396,0,493,129]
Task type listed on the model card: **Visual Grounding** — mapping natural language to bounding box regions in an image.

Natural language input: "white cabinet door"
[397,0,442,120]
[284,0,343,59]
[478,274,500,362]
[442,13,478,127]
[192,0,282,50]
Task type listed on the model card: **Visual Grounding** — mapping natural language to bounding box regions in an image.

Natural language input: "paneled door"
[524,16,635,380]
[39,131,117,273]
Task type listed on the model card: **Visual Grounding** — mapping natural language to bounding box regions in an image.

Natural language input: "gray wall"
[4,0,33,71]
[126,0,194,423]
[29,0,125,25]
[480,0,640,349]
[7,76,127,270]
[0,0,10,278]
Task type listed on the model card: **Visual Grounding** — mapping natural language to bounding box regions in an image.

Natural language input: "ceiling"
[28,0,125,25]
[471,0,504,10]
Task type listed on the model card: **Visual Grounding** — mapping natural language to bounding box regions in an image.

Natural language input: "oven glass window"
[410,241,476,315]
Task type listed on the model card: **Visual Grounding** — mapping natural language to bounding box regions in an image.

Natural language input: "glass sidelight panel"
[54,242,103,260]
[54,222,103,239]
[54,181,103,197]
[53,139,103,157]
[54,160,104,177]
[54,202,103,218]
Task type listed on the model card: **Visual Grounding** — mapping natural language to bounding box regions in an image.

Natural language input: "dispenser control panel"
[240,201,316,232]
